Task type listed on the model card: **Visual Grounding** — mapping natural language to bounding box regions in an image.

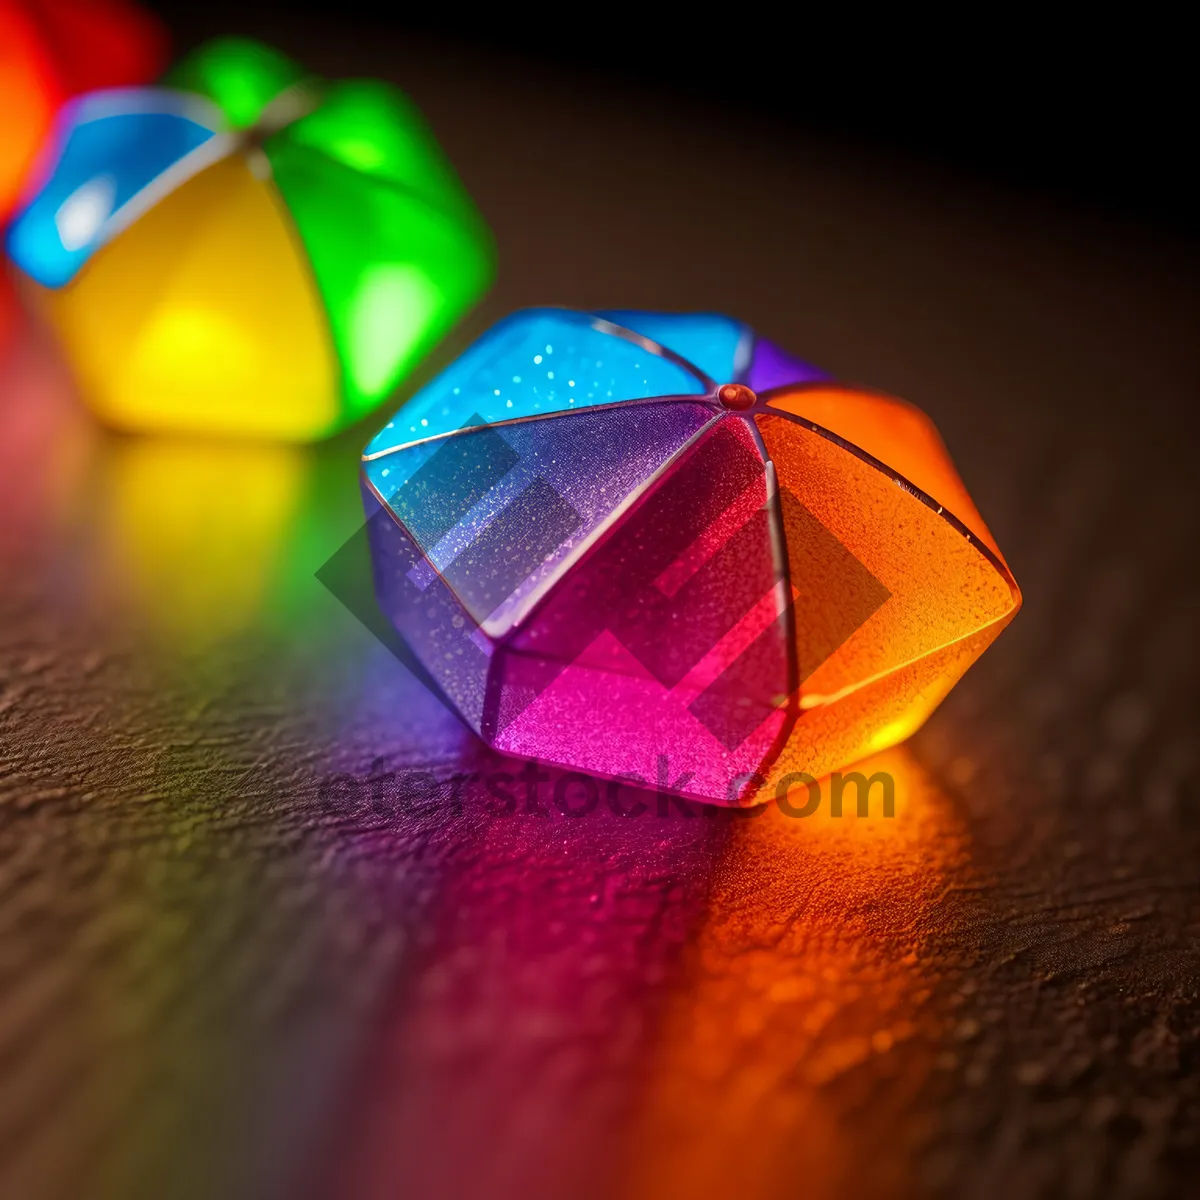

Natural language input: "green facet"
[282,82,470,216]
[165,41,494,429]
[265,106,494,424]
[165,38,307,130]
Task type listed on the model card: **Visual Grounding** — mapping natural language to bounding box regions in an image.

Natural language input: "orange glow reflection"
[624,747,970,1200]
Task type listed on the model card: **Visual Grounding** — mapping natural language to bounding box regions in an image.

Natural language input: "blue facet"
[596,310,750,385]
[6,92,219,289]
[361,309,711,470]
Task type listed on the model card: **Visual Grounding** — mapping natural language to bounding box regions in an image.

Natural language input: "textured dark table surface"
[2,21,1199,1200]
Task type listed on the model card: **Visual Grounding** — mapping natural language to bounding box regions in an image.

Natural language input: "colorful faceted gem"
[5,37,494,440]
[361,309,1021,805]
[0,0,166,221]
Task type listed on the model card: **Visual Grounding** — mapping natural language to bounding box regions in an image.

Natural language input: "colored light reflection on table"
[0,304,363,665]
[0,303,1004,1200]
[89,438,311,644]
[6,37,494,440]
[625,747,967,1200]
[332,747,969,1200]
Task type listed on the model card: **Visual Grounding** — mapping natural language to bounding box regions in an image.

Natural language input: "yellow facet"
[37,152,339,440]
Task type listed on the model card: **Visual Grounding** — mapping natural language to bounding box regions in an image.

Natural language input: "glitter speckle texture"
[363,308,1020,802]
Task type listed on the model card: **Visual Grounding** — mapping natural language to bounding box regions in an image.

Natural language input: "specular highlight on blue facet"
[6,91,220,288]
[596,310,750,385]
[361,308,710,460]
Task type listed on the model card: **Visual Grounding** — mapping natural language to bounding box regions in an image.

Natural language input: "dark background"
[145,2,1199,236]
[1,6,1198,1200]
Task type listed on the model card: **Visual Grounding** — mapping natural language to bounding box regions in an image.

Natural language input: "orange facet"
[0,0,167,220]
[750,397,1021,789]
[765,385,1007,564]
[0,5,60,217]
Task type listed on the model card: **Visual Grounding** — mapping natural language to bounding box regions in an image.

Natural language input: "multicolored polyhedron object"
[0,0,166,221]
[362,309,1022,805]
[5,38,494,439]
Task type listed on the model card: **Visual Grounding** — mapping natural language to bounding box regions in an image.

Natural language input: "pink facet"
[492,415,793,802]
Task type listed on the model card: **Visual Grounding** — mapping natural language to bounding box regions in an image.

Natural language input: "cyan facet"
[6,90,218,288]
[595,309,751,384]
[362,309,712,496]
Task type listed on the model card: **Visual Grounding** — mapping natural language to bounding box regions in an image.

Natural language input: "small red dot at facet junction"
[718,383,757,410]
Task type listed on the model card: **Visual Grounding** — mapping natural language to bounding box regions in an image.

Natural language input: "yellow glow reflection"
[85,436,309,647]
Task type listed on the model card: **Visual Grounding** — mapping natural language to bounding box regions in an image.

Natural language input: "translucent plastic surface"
[365,400,728,736]
[7,92,219,287]
[746,335,828,390]
[364,309,1022,802]
[595,310,748,384]
[368,400,717,634]
[267,133,492,417]
[0,0,166,219]
[280,81,473,215]
[751,409,1020,784]
[363,310,709,458]
[164,37,306,130]
[11,36,494,439]
[765,385,1006,562]
[40,154,338,438]
[495,415,790,801]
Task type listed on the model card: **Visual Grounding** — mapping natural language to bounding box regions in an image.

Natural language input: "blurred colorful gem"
[5,37,495,440]
[361,309,1021,804]
[0,0,166,221]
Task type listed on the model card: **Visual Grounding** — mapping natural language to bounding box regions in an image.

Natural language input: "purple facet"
[364,399,721,736]
[746,337,829,392]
